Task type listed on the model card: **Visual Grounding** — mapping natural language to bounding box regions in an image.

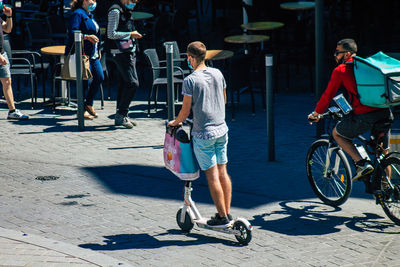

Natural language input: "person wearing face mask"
[106,0,142,129]
[168,42,232,227]
[308,39,393,182]
[66,0,104,119]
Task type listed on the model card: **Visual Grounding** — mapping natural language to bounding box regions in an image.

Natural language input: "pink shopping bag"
[163,131,200,180]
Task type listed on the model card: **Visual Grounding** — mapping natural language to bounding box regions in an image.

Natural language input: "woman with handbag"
[106,0,142,129]
[66,0,104,119]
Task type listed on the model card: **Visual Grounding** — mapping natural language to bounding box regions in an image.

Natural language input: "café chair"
[23,19,55,51]
[45,15,67,44]
[143,48,184,117]
[3,38,42,108]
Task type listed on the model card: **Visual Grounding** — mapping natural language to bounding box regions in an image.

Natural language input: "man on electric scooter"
[308,38,393,181]
[168,41,232,227]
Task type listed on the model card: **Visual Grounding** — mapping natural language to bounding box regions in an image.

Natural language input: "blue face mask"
[88,2,96,12]
[187,59,193,70]
[125,3,136,9]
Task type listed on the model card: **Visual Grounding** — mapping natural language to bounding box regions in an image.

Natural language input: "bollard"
[265,54,275,161]
[74,31,84,131]
[165,42,175,121]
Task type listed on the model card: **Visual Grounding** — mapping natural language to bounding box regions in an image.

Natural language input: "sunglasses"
[334,50,349,56]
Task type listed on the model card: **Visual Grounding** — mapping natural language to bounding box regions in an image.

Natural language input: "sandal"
[84,111,94,120]
[84,104,98,118]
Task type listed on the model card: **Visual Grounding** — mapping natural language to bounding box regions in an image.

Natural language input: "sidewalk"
[0,89,399,266]
[0,227,131,266]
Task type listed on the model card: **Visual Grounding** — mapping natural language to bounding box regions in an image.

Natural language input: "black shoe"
[227,213,233,221]
[207,213,230,227]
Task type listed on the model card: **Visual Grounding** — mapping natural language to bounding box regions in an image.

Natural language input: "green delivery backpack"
[353,51,400,108]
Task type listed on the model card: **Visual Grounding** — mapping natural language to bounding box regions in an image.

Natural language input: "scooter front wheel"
[233,221,252,245]
[176,208,194,232]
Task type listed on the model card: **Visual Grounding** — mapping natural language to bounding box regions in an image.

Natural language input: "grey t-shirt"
[182,67,228,139]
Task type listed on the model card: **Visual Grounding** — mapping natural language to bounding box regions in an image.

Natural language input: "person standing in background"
[106,0,142,129]
[66,0,104,119]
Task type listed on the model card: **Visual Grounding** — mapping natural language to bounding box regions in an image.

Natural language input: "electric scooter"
[176,181,253,245]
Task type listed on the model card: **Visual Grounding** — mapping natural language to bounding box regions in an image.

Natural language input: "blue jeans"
[83,58,104,106]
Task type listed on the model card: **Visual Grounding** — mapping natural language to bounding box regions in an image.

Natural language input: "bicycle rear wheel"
[306,139,352,206]
[376,156,400,225]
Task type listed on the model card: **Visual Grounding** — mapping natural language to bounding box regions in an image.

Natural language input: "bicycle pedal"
[373,190,383,205]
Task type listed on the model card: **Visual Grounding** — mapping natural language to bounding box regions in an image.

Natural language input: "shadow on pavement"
[251,200,398,236]
[82,164,308,209]
[78,229,240,250]
[82,164,214,206]
[82,159,377,209]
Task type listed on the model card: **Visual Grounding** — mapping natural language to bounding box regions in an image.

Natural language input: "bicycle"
[306,106,400,225]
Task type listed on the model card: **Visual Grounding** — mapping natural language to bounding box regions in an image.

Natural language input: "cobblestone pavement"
[0,93,399,266]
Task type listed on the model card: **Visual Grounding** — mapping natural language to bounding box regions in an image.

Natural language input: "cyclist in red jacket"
[308,39,393,181]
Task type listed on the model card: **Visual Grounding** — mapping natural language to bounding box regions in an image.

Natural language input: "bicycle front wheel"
[377,156,400,225]
[306,139,352,206]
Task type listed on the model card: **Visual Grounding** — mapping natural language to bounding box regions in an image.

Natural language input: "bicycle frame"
[323,144,342,177]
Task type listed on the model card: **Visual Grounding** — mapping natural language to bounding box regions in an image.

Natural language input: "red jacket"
[315,57,378,115]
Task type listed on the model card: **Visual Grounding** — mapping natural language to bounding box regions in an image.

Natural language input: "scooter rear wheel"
[176,208,194,232]
[233,221,252,245]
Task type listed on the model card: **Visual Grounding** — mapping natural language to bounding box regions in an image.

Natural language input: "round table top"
[40,45,66,56]
[131,11,154,20]
[280,1,315,10]
[241,21,285,31]
[205,50,234,61]
[224,34,270,44]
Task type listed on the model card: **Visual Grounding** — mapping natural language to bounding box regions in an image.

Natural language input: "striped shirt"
[107,9,136,54]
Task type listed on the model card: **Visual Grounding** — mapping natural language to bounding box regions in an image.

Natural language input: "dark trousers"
[83,58,104,106]
[113,52,139,116]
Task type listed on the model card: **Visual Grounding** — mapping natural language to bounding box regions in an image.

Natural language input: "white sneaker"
[7,109,29,120]
[353,160,374,181]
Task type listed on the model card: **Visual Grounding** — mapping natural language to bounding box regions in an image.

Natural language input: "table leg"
[60,55,67,101]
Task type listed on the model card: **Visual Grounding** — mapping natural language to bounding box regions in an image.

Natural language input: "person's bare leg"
[1,78,15,111]
[205,165,227,217]
[217,164,231,215]
[333,128,361,162]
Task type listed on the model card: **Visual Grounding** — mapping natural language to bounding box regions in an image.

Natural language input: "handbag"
[115,38,134,53]
[61,41,93,80]
[163,127,200,181]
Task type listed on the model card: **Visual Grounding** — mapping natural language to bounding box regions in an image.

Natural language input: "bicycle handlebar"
[308,107,343,122]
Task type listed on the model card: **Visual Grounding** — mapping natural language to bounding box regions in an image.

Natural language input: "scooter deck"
[194,218,236,234]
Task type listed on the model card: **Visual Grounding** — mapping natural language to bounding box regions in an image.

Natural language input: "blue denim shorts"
[0,52,10,78]
[192,133,228,171]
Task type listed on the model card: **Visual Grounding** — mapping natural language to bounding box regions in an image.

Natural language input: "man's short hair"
[337,38,357,53]
[187,41,206,62]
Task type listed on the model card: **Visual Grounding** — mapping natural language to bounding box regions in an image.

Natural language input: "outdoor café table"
[280,1,315,10]
[280,1,315,22]
[240,21,284,31]
[224,35,269,116]
[205,50,234,61]
[40,45,69,104]
[224,34,269,54]
[240,22,284,52]
[131,11,154,20]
